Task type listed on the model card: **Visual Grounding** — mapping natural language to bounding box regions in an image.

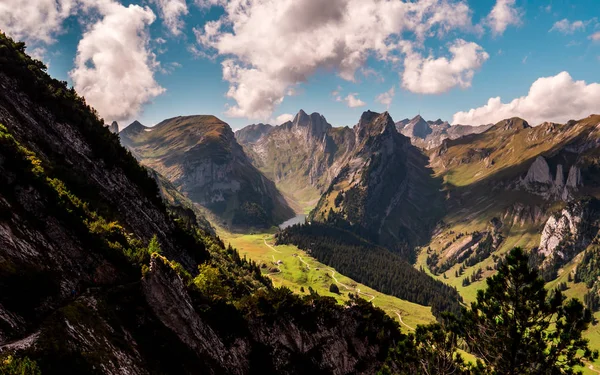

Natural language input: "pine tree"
[461,247,597,374]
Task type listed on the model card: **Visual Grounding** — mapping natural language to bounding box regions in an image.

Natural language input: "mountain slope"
[236,110,355,208]
[419,115,600,301]
[120,115,294,229]
[311,111,444,258]
[0,33,404,374]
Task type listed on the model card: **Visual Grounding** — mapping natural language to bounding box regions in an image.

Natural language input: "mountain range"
[4,30,600,374]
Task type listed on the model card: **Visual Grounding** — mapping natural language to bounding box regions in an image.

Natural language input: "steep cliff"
[0,33,403,374]
[120,116,294,229]
[311,111,444,257]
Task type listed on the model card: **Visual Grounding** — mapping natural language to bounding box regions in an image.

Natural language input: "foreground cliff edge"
[0,33,404,374]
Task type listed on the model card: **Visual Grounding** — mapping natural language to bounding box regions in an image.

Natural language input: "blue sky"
[2,0,600,129]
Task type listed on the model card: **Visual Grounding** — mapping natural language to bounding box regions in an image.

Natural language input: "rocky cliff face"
[535,198,600,272]
[311,111,444,257]
[236,110,355,207]
[0,33,401,374]
[234,123,273,144]
[120,115,294,229]
[520,156,582,201]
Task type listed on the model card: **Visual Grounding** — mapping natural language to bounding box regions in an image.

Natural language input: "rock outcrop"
[520,156,582,201]
[537,198,600,266]
[105,121,119,134]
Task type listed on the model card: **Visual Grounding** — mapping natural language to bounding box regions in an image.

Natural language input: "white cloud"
[343,93,366,108]
[275,113,294,123]
[400,39,489,94]
[375,86,395,109]
[150,0,188,35]
[590,32,600,41]
[550,19,591,34]
[70,0,165,122]
[486,0,522,36]
[452,72,600,125]
[0,0,76,46]
[195,0,477,119]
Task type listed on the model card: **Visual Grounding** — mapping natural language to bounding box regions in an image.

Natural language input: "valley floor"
[218,229,436,330]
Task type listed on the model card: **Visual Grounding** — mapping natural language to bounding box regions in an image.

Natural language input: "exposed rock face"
[105,121,119,134]
[537,198,600,266]
[521,156,583,201]
[523,156,553,185]
[236,110,356,206]
[538,210,580,258]
[234,123,273,144]
[120,115,294,228]
[397,115,432,139]
[311,111,444,257]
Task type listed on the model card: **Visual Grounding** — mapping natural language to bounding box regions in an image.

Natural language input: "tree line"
[276,223,463,317]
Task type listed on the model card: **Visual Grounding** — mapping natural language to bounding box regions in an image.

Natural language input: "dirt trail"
[394,311,414,331]
[264,238,281,253]
[328,269,376,302]
[297,255,310,270]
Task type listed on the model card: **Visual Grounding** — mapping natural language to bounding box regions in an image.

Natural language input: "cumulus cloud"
[400,39,489,94]
[376,87,395,109]
[550,19,591,34]
[452,72,600,125]
[486,0,522,36]
[0,0,76,46]
[343,94,366,108]
[150,0,188,35]
[70,0,165,122]
[590,32,600,41]
[195,0,477,119]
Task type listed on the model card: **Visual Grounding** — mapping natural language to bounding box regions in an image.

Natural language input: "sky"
[0,0,599,130]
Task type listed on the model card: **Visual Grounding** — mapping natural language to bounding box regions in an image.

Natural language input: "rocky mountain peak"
[490,117,530,133]
[120,120,148,138]
[397,114,432,140]
[355,110,397,141]
[107,121,119,134]
[234,123,273,144]
[521,156,583,201]
[290,109,331,139]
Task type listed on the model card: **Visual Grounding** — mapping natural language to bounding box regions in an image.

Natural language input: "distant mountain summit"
[396,115,432,139]
[120,115,294,228]
[236,109,356,208]
[311,110,444,257]
[234,123,273,144]
[395,115,491,149]
[106,121,119,134]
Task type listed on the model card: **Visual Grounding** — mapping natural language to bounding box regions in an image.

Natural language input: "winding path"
[328,269,376,302]
[297,255,311,270]
[264,238,281,253]
[395,311,414,331]
[588,364,600,374]
[356,288,376,302]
